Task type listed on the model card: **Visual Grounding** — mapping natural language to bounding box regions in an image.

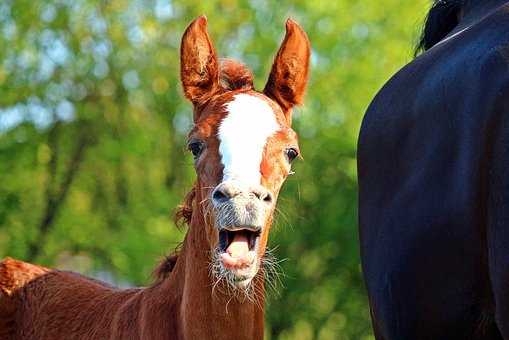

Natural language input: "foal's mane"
[154,59,254,282]
[415,0,465,55]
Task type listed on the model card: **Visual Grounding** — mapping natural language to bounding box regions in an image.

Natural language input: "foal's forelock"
[218,94,281,186]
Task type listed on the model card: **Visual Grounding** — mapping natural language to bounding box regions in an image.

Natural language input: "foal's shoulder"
[0,258,51,339]
[0,257,50,296]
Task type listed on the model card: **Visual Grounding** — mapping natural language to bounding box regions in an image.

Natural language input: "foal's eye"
[188,141,204,159]
[285,147,299,163]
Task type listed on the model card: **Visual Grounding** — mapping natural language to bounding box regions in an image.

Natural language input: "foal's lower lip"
[220,252,256,269]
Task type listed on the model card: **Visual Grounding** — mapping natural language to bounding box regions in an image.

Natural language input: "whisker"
[199,197,211,205]
[274,206,294,230]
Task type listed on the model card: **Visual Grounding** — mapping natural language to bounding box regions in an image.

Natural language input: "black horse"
[358,1,509,339]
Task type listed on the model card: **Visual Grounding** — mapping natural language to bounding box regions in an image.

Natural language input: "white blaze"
[218,94,280,186]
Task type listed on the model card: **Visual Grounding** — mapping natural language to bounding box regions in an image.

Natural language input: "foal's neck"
[160,189,265,340]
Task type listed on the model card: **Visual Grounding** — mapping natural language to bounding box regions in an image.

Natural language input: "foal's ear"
[180,16,220,115]
[264,19,310,124]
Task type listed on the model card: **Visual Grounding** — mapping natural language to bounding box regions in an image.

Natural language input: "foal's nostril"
[252,187,273,204]
[261,192,273,204]
[212,188,229,203]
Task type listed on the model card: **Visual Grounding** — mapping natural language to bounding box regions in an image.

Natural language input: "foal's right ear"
[180,16,220,114]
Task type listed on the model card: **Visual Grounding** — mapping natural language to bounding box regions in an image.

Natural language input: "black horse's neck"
[460,0,508,26]
[416,0,509,54]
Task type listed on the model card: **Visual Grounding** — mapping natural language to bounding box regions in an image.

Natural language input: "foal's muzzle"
[211,180,273,230]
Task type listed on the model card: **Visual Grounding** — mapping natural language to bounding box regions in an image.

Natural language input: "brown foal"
[0,15,310,340]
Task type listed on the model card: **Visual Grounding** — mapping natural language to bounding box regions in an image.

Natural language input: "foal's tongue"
[226,232,250,258]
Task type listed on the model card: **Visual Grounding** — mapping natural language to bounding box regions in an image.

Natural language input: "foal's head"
[180,16,310,290]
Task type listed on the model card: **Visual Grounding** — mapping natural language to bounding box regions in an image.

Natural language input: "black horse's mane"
[416,0,466,55]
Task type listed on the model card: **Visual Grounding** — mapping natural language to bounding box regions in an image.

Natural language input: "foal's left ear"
[180,16,220,116]
[264,19,311,124]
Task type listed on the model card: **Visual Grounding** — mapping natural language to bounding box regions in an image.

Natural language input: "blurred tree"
[0,0,428,338]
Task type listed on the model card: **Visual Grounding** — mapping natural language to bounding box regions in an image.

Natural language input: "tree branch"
[27,127,90,261]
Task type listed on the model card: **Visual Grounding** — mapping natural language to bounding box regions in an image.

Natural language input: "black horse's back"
[359,2,509,339]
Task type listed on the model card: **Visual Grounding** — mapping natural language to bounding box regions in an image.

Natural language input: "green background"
[0,0,428,338]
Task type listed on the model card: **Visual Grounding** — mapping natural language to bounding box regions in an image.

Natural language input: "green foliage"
[0,0,428,338]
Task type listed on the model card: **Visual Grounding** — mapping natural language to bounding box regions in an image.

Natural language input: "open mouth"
[218,228,261,270]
